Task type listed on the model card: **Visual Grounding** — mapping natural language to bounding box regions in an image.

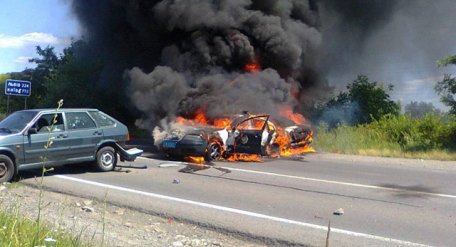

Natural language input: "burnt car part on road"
[0,109,143,182]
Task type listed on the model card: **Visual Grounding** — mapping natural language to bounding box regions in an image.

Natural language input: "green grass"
[0,100,98,246]
[315,114,456,161]
[0,207,93,247]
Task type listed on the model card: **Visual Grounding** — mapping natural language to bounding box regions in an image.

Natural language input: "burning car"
[159,112,313,162]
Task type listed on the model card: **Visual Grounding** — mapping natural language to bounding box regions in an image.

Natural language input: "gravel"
[0,183,266,247]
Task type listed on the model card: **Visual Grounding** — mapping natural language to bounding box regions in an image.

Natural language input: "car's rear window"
[66,112,97,130]
[89,111,116,127]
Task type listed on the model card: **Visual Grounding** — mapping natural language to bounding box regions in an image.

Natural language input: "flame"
[279,105,306,125]
[244,59,261,73]
[176,106,314,163]
[176,108,209,126]
[273,125,315,157]
[226,154,262,162]
[184,156,205,164]
[176,107,231,128]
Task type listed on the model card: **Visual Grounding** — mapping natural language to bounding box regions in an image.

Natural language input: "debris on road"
[333,208,344,216]
[118,164,148,169]
[159,163,184,168]
[173,179,180,184]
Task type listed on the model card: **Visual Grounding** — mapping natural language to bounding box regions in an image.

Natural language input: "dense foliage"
[436,55,456,114]
[316,113,456,159]
[315,75,400,126]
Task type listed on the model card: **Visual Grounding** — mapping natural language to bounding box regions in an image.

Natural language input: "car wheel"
[205,142,222,161]
[96,147,117,172]
[0,155,15,183]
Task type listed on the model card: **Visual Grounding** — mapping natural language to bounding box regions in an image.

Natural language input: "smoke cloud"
[70,0,323,130]
[69,0,456,130]
[320,0,456,108]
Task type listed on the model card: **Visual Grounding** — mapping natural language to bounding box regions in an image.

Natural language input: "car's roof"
[18,108,100,114]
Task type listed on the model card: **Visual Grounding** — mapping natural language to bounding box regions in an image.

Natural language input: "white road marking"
[56,175,429,247]
[140,157,456,199]
[220,167,456,199]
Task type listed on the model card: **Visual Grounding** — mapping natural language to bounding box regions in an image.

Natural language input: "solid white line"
[55,175,429,247]
[220,167,456,199]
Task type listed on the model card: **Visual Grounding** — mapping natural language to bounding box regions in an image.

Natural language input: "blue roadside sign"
[5,79,31,96]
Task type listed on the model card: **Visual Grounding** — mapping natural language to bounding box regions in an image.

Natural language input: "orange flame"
[184,156,205,164]
[176,106,314,163]
[176,107,231,128]
[176,108,209,126]
[226,154,262,162]
[244,62,261,73]
[278,105,306,125]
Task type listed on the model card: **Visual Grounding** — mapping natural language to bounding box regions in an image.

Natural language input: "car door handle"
[93,131,102,136]
[57,134,68,138]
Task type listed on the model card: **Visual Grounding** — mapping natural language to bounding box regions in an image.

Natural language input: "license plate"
[162,141,177,148]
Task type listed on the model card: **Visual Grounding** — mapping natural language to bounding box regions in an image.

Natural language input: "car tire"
[96,147,117,172]
[0,155,15,183]
[205,142,222,161]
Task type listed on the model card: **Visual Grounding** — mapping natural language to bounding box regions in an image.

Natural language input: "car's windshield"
[0,111,38,133]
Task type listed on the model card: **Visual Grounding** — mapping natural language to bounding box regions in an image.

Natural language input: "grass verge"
[0,206,92,247]
[315,114,456,161]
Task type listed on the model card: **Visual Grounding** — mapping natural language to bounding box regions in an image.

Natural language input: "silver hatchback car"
[0,108,142,182]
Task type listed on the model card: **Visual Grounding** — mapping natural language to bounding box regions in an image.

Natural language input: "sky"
[0,0,80,73]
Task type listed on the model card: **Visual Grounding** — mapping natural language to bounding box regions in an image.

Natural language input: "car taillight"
[127,132,131,141]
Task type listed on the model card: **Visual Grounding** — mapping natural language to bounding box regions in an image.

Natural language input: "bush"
[315,114,456,159]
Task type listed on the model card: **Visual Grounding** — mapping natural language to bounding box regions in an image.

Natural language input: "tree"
[43,40,103,108]
[404,101,441,118]
[28,40,136,126]
[28,46,62,107]
[318,75,400,126]
[435,55,456,114]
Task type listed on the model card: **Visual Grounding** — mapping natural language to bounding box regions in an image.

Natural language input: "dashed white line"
[139,157,456,199]
[56,175,429,247]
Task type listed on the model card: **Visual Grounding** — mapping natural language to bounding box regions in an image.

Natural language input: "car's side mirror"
[28,128,38,135]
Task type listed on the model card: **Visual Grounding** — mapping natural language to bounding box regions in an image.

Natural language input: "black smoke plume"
[70,0,455,129]
[70,0,323,129]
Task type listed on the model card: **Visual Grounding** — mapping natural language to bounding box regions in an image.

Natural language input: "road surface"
[20,153,456,246]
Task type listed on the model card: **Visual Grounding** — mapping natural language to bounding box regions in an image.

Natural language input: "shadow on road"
[182,169,419,207]
[377,183,439,198]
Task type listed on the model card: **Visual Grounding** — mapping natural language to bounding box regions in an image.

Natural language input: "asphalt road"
[20,153,456,247]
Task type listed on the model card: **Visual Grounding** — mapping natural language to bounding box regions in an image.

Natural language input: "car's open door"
[233,115,269,154]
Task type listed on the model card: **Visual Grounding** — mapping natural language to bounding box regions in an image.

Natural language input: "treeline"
[313,59,456,159]
[0,41,135,125]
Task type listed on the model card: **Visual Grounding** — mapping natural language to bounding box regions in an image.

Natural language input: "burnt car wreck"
[159,113,313,162]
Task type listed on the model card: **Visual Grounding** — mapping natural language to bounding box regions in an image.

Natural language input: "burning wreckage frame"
[159,113,314,162]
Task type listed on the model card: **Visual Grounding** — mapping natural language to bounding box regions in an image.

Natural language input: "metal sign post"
[4,79,32,113]
[6,95,10,114]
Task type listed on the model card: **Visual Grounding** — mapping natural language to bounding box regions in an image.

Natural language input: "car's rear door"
[64,111,102,161]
